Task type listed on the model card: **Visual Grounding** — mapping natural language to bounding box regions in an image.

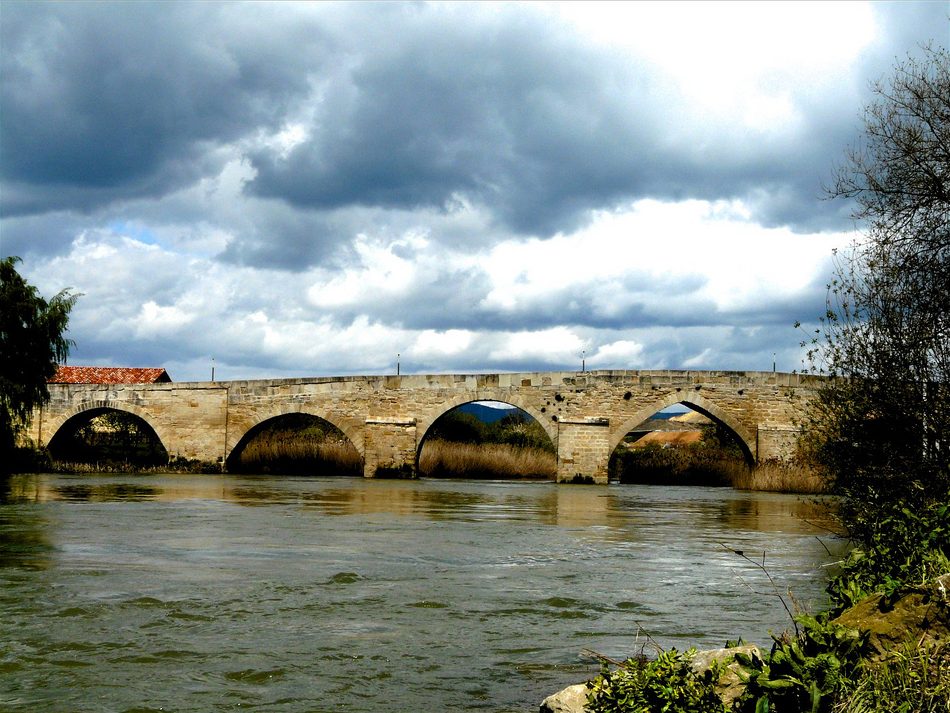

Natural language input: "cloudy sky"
[2,2,946,382]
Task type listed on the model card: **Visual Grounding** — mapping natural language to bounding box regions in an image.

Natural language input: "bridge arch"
[225,405,365,464]
[608,391,756,465]
[414,395,558,479]
[42,400,172,457]
[414,393,558,449]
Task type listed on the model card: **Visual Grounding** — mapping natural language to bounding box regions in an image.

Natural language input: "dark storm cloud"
[3,1,944,260]
[215,206,357,271]
[247,4,662,236]
[0,2,327,215]
[245,1,928,239]
[0,211,91,259]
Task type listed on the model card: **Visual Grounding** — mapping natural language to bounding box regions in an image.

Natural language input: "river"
[0,474,843,712]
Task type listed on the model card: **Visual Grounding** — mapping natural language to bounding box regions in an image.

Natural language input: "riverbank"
[418,439,556,479]
[542,573,950,712]
[542,494,950,712]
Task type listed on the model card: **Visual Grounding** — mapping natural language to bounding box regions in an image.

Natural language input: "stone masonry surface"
[30,370,821,482]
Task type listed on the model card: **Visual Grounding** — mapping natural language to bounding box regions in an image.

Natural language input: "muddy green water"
[0,474,843,712]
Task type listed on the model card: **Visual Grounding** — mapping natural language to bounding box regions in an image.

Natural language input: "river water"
[0,474,843,712]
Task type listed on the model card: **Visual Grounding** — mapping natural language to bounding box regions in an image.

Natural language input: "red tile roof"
[50,366,172,384]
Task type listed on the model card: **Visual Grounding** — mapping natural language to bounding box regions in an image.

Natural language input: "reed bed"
[419,439,557,480]
[730,459,828,494]
[232,433,363,476]
[610,444,735,486]
[611,443,828,493]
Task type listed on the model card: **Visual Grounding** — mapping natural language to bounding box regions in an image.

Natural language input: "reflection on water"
[0,477,53,570]
[716,495,839,534]
[0,511,52,570]
[0,473,844,713]
[52,483,161,502]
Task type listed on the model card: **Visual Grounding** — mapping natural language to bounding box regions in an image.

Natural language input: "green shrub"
[426,408,555,453]
[586,648,727,713]
[826,496,950,613]
[609,442,736,486]
[733,615,871,713]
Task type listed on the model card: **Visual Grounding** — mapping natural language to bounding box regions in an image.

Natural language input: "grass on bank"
[49,457,222,474]
[842,639,950,713]
[729,459,827,494]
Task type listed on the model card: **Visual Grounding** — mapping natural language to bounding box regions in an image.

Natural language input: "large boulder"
[690,644,759,707]
[539,683,588,713]
[832,573,950,658]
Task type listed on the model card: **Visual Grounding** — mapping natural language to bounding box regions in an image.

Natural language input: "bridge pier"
[555,418,611,484]
[755,426,803,462]
[363,418,417,478]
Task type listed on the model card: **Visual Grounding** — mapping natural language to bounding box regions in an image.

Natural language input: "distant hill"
[457,401,520,423]
[669,410,711,424]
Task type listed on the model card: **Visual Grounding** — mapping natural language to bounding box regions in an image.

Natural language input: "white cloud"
[307,232,431,308]
[136,301,195,337]
[589,340,645,368]
[411,329,475,358]
[553,1,877,132]
[478,199,849,319]
[488,327,586,364]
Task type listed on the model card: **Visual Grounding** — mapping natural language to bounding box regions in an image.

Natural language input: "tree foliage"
[0,256,77,468]
[426,407,555,452]
[802,46,949,542]
[48,409,169,468]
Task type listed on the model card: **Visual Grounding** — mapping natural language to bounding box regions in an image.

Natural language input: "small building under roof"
[50,366,172,384]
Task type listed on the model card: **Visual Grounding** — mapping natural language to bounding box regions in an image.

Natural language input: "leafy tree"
[48,409,169,468]
[427,410,485,444]
[0,256,77,471]
[802,47,949,554]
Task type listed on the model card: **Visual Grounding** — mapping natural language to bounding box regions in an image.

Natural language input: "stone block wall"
[31,370,822,482]
[364,419,418,477]
[556,418,612,483]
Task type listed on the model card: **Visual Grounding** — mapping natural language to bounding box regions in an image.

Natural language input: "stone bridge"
[29,370,821,483]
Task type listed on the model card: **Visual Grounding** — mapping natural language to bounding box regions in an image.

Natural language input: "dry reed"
[419,439,557,479]
[233,433,362,475]
[730,459,828,494]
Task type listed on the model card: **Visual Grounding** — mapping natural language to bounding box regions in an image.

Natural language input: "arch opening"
[417,401,557,480]
[608,401,752,486]
[226,413,362,476]
[47,408,169,469]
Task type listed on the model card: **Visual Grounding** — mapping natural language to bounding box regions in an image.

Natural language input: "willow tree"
[803,46,949,542]
[0,256,77,471]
